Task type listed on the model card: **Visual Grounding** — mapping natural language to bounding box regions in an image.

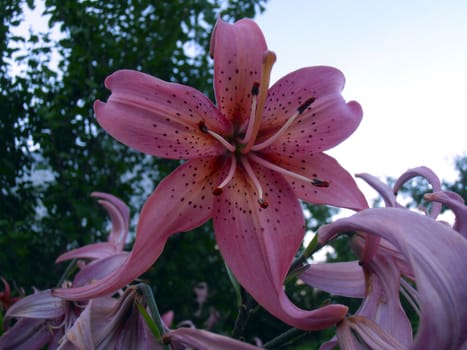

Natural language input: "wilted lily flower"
[54,18,366,330]
[0,289,80,350]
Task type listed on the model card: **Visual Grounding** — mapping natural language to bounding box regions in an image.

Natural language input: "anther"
[311,178,330,188]
[198,121,236,152]
[213,187,223,196]
[258,198,269,209]
[297,97,316,114]
[251,81,260,96]
[198,121,208,133]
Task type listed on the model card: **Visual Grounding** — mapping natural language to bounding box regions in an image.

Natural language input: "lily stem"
[232,287,257,339]
[263,327,308,349]
[56,258,78,288]
[137,283,166,337]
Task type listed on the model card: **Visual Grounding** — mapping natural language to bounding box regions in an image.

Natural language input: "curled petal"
[92,192,130,249]
[211,18,267,124]
[356,173,398,208]
[53,157,220,300]
[319,208,467,349]
[425,191,467,237]
[56,242,120,263]
[300,261,365,298]
[95,70,230,160]
[393,166,442,218]
[213,163,347,330]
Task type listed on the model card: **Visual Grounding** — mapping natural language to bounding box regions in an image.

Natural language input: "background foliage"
[1,0,466,347]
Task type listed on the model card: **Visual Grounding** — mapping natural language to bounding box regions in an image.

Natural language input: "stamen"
[252,97,316,151]
[198,121,236,152]
[241,51,276,154]
[213,155,237,195]
[240,157,268,208]
[248,153,330,188]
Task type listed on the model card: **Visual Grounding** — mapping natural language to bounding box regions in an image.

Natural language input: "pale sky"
[256,0,467,188]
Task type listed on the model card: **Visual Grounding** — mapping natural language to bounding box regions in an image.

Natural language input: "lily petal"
[300,261,366,298]
[53,157,221,300]
[259,66,362,153]
[213,163,347,329]
[262,152,367,210]
[95,70,230,160]
[210,18,267,124]
[356,173,398,208]
[5,289,65,320]
[91,191,130,249]
[393,166,442,218]
[56,242,120,263]
[425,191,467,237]
[0,318,52,350]
[357,254,412,347]
[318,207,467,350]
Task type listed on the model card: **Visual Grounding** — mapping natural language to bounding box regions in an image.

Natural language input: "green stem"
[263,328,308,349]
[56,258,78,288]
[231,288,257,339]
[137,283,166,337]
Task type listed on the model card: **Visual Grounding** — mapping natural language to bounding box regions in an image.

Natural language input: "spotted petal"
[95,69,231,160]
[211,18,267,124]
[213,163,347,330]
[261,152,367,210]
[259,66,362,153]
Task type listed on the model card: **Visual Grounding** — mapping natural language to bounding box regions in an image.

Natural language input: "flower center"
[199,50,330,208]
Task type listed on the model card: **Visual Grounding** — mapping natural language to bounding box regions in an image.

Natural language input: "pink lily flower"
[318,207,467,349]
[56,192,130,262]
[54,18,366,330]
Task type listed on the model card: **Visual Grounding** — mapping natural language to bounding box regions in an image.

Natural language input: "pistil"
[240,50,276,154]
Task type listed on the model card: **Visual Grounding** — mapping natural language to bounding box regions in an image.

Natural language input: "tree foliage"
[0,0,267,287]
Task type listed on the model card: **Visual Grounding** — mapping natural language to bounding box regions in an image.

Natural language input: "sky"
[255,0,467,190]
